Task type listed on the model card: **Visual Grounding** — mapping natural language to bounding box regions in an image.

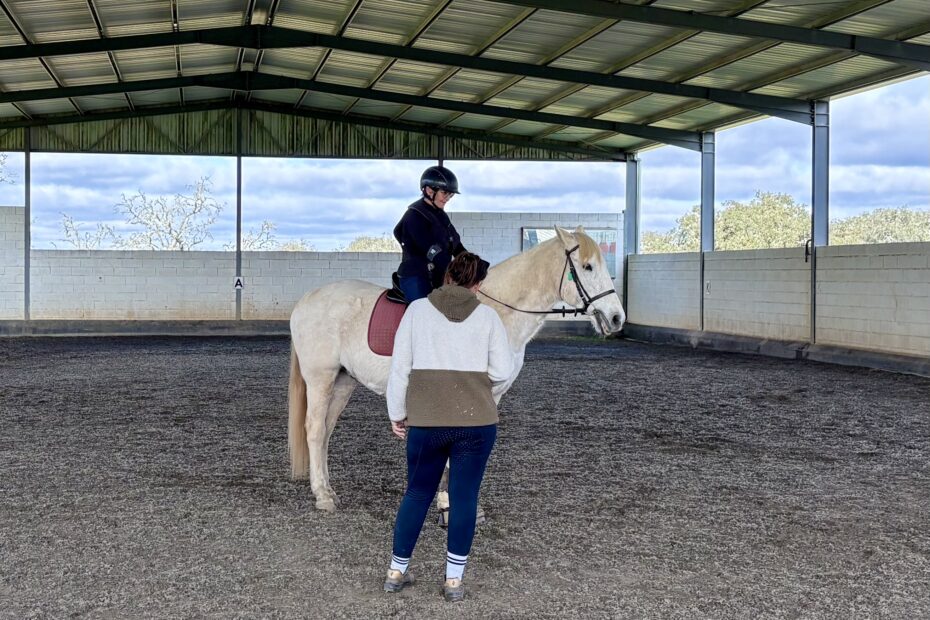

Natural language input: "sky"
[0,75,926,251]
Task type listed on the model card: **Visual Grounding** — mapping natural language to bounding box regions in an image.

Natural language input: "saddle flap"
[368,290,408,356]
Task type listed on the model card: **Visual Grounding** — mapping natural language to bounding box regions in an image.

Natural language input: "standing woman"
[384,252,514,602]
[392,165,467,303]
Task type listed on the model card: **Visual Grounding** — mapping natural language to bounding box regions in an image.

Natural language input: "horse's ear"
[574,225,585,234]
[554,226,574,247]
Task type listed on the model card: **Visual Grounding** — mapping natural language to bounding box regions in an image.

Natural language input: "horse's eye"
[584,264,593,271]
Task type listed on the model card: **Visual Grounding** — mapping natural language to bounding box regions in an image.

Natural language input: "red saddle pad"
[368,290,408,356]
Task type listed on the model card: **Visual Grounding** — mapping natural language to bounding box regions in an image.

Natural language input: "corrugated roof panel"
[482,10,605,64]
[488,119,550,136]
[446,113,509,131]
[431,69,510,101]
[620,31,759,82]
[823,0,929,36]
[542,126,607,143]
[259,49,327,80]
[181,86,236,103]
[19,99,78,116]
[545,86,641,116]
[756,55,905,99]
[301,91,357,111]
[551,21,685,73]
[415,0,531,55]
[344,99,409,118]
[178,46,239,76]
[653,101,742,130]
[177,0,244,30]
[485,77,575,110]
[599,93,697,123]
[7,0,98,44]
[94,0,172,37]
[651,0,751,12]
[71,94,132,112]
[112,49,178,81]
[316,50,392,87]
[252,90,302,105]
[0,12,24,46]
[684,43,829,90]
[344,0,443,45]
[0,58,59,90]
[737,0,852,26]
[44,53,117,87]
[377,60,453,95]
[591,133,641,151]
[126,90,180,107]
[0,103,25,120]
[399,106,460,125]
[274,0,355,35]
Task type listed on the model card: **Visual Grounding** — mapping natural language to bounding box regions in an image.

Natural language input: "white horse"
[288,226,626,511]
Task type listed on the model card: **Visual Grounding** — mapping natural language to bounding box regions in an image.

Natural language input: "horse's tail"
[288,343,310,479]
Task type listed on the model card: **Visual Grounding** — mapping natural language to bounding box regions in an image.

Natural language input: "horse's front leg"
[436,462,486,527]
[305,369,340,512]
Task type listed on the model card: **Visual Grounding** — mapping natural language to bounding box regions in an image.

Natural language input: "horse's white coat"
[289,227,625,510]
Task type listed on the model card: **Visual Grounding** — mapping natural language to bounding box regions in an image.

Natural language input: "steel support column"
[236,108,243,321]
[700,131,715,331]
[23,127,30,321]
[810,100,830,345]
[812,102,830,247]
[622,156,641,311]
[700,132,715,253]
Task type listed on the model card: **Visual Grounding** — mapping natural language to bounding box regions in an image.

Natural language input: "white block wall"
[627,253,701,330]
[241,251,398,319]
[450,212,622,287]
[817,243,930,357]
[703,248,811,341]
[30,251,236,320]
[0,207,24,319]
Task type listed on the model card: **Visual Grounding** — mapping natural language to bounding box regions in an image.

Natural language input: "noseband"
[478,245,619,316]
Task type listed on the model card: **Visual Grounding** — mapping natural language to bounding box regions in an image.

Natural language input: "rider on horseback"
[392,165,467,303]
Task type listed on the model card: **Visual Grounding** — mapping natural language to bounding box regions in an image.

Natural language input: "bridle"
[477,245,619,317]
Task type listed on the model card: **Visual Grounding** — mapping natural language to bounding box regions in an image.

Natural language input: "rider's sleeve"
[386,306,415,421]
[486,312,514,384]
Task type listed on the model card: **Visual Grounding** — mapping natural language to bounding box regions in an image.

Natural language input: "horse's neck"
[483,244,564,350]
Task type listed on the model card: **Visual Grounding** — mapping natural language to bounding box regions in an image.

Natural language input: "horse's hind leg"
[320,371,356,502]
[436,463,486,527]
[305,367,341,512]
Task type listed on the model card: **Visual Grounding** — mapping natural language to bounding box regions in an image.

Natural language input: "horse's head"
[554,226,626,336]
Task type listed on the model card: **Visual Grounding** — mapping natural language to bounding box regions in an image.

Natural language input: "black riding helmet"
[420,165,460,194]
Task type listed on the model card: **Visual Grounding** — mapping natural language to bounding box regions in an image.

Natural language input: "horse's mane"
[490,228,601,272]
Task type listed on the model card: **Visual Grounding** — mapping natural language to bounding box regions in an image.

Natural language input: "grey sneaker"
[383,569,414,593]
[443,577,465,602]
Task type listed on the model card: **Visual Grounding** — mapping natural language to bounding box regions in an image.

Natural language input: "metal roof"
[0,0,927,160]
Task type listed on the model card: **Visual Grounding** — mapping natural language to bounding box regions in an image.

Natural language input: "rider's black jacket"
[393,198,466,289]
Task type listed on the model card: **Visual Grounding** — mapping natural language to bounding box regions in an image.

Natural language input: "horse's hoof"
[315,498,338,512]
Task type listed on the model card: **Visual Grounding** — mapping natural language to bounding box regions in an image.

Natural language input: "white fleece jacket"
[386,296,514,424]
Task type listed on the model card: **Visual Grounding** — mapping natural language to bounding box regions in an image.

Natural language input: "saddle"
[367,273,408,356]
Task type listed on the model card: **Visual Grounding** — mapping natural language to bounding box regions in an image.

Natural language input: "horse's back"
[290,279,392,388]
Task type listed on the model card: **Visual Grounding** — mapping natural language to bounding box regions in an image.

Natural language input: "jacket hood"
[427,285,480,322]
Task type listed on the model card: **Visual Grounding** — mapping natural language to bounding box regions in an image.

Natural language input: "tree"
[339,234,400,252]
[56,213,114,249]
[113,177,222,250]
[642,191,809,253]
[0,152,14,185]
[831,207,930,245]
